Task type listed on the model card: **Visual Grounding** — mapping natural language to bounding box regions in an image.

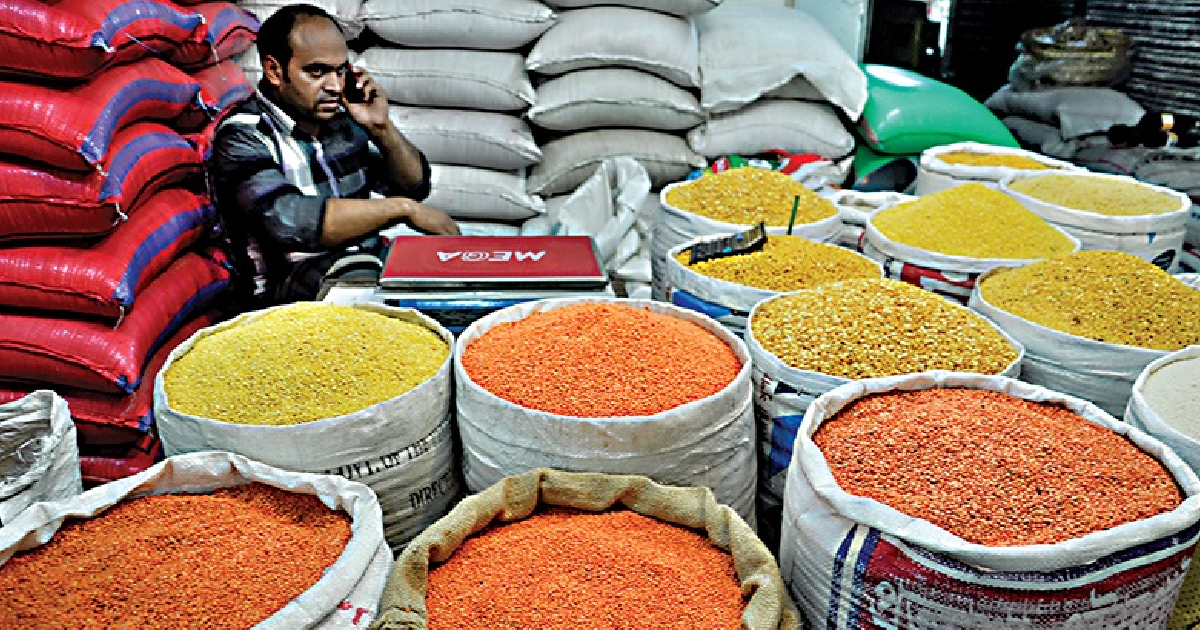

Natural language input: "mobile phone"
[343,72,366,104]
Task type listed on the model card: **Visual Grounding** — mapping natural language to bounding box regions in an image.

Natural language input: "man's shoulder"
[216,95,269,133]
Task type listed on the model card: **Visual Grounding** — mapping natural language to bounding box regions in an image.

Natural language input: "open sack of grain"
[746,279,1024,552]
[862,183,1080,303]
[1001,170,1192,271]
[780,371,1200,629]
[370,468,799,630]
[661,233,880,336]
[0,451,391,629]
[970,253,1200,416]
[454,297,756,523]
[915,141,1081,195]
[155,302,457,550]
[653,167,843,299]
[0,392,80,526]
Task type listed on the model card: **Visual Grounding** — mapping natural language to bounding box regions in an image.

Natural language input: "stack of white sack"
[356,0,555,236]
[524,0,722,201]
[236,0,365,42]
[986,84,1145,161]
[687,3,866,181]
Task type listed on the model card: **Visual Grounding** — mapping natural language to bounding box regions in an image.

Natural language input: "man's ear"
[263,55,286,88]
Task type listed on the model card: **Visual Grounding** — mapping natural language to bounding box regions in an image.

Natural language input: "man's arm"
[212,122,456,250]
[343,67,431,197]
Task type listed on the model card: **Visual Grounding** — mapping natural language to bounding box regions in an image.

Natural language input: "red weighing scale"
[375,236,612,332]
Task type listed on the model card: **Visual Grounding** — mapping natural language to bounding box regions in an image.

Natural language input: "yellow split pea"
[1009,174,1181,216]
[665,168,837,227]
[872,183,1075,259]
[164,304,448,425]
[675,235,879,292]
[936,151,1054,170]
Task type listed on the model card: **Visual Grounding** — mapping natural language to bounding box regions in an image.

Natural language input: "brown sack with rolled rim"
[371,468,801,630]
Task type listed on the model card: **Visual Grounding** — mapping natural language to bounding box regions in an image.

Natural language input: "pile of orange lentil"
[426,508,745,629]
[813,388,1182,546]
[462,303,741,417]
[0,483,351,628]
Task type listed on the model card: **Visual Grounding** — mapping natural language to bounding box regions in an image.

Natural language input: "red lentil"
[462,303,741,417]
[813,388,1183,547]
[426,508,745,629]
[0,483,351,629]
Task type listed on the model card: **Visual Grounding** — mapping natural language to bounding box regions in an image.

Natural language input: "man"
[211,4,458,307]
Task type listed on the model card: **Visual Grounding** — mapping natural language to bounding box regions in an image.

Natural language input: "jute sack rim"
[864,198,1082,275]
[968,268,1200,366]
[795,371,1200,573]
[920,141,1081,182]
[744,285,1026,396]
[1126,345,1200,470]
[0,450,388,629]
[155,301,454,435]
[999,169,1192,233]
[453,296,751,426]
[659,180,843,241]
[0,391,72,500]
[370,468,801,630]
[664,233,882,314]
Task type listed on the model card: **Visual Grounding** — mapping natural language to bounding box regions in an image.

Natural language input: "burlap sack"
[370,468,801,630]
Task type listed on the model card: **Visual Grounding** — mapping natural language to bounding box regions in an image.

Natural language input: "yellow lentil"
[164,304,448,425]
[979,251,1200,351]
[937,151,1054,170]
[674,235,879,292]
[664,167,837,227]
[872,183,1076,259]
[751,278,1018,379]
[1009,173,1181,216]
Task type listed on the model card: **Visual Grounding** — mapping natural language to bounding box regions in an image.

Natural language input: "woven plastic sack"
[0,392,81,526]
[79,433,163,487]
[652,178,843,300]
[193,58,255,118]
[455,297,758,523]
[780,371,1200,629]
[692,3,866,118]
[529,129,706,196]
[0,122,204,242]
[239,0,364,40]
[358,48,534,112]
[1126,346,1200,475]
[370,468,799,630]
[0,450,394,630]
[528,68,703,132]
[156,303,459,551]
[915,141,1081,195]
[388,106,540,171]
[544,0,719,16]
[0,0,203,80]
[0,59,203,172]
[0,189,215,319]
[0,250,230,395]
[970,270,1200,417]
[0,313,220,448]
[687,99,855,159]
[860,197,1082,304]
[829,190,916,250]
[426,165,545,222]
[527,7,700,87]
[169,2,259,70]
[360,0,556,50]
[1001,170,1191,272]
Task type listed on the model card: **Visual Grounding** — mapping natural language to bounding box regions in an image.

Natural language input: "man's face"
[268,16,350,124]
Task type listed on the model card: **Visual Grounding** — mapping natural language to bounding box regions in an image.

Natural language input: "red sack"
[0,250,231,395]
[0,312,219,446]
[0,59,203,172]
[169,3,259,70]
[0,189,217,318]
[80,433,164,487]
[0,122,204,242]
[192,59,254,121]
[0,0,203,80]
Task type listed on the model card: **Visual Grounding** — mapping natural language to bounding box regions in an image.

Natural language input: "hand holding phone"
[343,69,366,104]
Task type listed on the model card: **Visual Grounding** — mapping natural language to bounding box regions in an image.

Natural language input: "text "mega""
[437,251,547,262]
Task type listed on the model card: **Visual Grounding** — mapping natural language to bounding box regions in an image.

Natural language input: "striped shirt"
[209,88,430,303]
